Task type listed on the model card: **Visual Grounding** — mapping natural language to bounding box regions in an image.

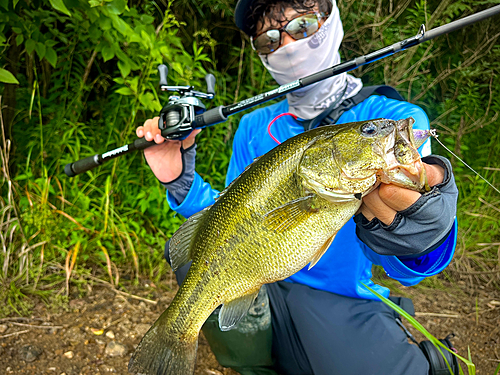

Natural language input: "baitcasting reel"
[157,64,216,140]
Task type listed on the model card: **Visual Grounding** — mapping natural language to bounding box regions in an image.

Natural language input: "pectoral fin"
[308,233,337,270]
[169,206,210,271]
[219,289,260,331]
[263,195,319,233]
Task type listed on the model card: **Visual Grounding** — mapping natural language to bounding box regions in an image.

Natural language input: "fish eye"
[361,122,378,136]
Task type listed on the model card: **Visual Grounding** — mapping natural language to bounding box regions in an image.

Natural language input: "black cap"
[234,0,256,36]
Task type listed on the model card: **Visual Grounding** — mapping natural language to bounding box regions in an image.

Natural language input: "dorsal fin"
[169,206,210,271]
[219,289,260,331]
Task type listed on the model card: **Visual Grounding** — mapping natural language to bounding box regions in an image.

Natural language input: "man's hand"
[359,163,445,225]
[136,117,200,183]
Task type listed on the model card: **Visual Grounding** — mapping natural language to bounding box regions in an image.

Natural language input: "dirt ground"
[0,273,498,375]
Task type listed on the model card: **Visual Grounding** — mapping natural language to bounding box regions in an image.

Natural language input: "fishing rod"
[64,4,500,177]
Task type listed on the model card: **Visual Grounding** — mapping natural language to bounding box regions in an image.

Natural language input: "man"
[136,0,458,374]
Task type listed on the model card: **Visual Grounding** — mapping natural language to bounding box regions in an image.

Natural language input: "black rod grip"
[64,154,101,177]
[132,136,155,151]
[194,106,227,127]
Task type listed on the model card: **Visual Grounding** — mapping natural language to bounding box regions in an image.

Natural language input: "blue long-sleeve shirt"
[167,95,457,299]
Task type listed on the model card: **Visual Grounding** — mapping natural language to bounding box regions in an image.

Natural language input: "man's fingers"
[376,163,444,212]
[359,162,445,225]
[140,117,162,143]
[358,203,376,222]
[378,184,421,212]
[154,134,165,144]
[182,129,201,149]
[424,163,445,187]
[362,188,398,225]
[137,117,201,146]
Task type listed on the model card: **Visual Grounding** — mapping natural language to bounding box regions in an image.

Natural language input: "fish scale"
[129,118,430,375]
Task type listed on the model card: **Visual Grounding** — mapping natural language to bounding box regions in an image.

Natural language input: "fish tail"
[128,321,198,375]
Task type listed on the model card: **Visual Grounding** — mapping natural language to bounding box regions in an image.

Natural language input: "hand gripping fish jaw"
[298,118,432,205]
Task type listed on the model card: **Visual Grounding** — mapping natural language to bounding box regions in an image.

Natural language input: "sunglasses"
[251,12,329,55]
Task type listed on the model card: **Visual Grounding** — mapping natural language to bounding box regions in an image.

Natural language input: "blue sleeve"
[361,220,457,286]
[167,114,256,218]
[166,172,219,218]
[225,114,257,185]
[342,95,456,285]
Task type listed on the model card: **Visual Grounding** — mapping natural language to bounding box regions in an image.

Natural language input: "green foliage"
[0,68,19,84]
[0,0,222,310]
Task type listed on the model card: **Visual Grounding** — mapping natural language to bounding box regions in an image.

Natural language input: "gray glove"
[354,155,458,257]
[160,143,197,205]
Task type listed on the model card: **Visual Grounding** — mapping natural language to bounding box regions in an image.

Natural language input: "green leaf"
[35,42,46,59]
[45,47,57,68]
[13,0,19,9]
[109,13,129,36]
[99,17,112,31]
[172,62,183,76]
[139,92,156,110]
[49,0,71,16]
[88,26,102,41]
[140,15,155,24]
[0,0,7,11]
[128,76,138,93]
[25,39,36,54]
[0,68,19,84]
[45,40,57,48]
[15,34,23,46]
[140,30,151,44]
[115,87,133,96]
[101,45,114,62]
[117,60,130,77]
[107,0,126,14]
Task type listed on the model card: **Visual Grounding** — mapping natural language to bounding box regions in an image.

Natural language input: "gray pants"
[165,241,429,375]
[267,282,429,375]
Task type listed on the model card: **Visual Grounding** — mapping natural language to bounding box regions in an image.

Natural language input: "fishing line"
[430,130,500,195]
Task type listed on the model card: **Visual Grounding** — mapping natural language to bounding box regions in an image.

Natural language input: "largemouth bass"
[129,117,430,375]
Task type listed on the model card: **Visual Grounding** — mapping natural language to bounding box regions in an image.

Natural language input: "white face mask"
[259,0,363,120]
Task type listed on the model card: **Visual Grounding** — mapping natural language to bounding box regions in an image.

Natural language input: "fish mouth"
[379,118,431,193]
[382,161,429,192]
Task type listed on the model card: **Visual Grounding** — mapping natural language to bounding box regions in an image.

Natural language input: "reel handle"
[158,64,168,86]
[205,74,216,95]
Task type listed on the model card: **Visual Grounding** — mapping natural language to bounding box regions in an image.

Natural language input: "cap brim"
[234,0,256,35]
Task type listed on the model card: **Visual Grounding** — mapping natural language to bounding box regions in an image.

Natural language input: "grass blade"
[99,244,115,286]
[494,361,500,375]
[65,242,80,296]
[363,283,475,374]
